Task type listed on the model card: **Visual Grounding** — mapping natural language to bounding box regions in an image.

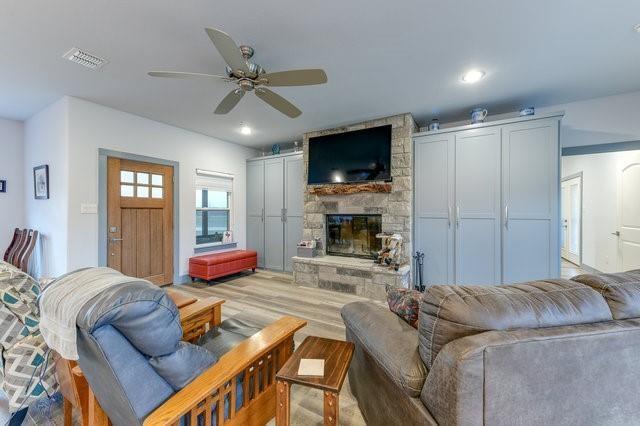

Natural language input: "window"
[195,171,233,246]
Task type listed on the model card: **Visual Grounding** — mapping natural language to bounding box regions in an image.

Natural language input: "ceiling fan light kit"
[149,27,327,118]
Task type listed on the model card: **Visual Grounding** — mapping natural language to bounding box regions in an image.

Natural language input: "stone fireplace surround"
[292,113,417,300]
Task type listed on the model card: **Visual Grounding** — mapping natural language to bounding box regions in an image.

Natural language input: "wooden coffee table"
[275,336,354,426]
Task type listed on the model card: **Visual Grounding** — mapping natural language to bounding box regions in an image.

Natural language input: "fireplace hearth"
[326,214,382,259]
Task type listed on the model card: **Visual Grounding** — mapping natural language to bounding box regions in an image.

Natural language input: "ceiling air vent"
[62,47,107,70]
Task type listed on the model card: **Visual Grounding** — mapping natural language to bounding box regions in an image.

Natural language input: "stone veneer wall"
[302,113,418,263]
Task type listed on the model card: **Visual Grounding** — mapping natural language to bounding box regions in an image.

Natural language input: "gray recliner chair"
[74,275,303,426]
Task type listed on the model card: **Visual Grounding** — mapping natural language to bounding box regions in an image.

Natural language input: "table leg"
[324,391,339,426]
[275,379,290,426]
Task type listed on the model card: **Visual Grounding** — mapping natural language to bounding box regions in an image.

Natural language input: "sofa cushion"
[418,279,612,369]
[149,341,217,390]
[571,270,640,319]
[386,286,422,328]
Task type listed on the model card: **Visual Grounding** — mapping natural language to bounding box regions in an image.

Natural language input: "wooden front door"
[107,158,174,285]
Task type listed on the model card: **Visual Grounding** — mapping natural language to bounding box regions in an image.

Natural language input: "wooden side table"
[275,336,354,426]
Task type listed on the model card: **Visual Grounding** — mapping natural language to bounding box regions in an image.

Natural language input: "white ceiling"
[1,1,640,147]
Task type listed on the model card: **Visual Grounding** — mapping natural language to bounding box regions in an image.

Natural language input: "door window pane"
[152,174,163,186]
[121,171,134,183]
[121,185,134,197]
[137,186,149,198]
[137,172,149,185]
[151,187,163,199]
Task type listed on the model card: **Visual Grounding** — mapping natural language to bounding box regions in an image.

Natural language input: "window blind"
[195,169,233,192]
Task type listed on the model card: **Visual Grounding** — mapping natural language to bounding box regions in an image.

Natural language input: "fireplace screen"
[326,214,382,259]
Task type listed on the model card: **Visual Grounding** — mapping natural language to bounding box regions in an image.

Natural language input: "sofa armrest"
[341,301,427,397]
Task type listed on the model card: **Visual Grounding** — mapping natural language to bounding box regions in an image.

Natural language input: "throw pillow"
[386,286,422,329]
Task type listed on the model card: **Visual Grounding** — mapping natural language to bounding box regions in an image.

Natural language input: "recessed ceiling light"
[240,125,252,135]
[461,69,485,84]
[634,23,640,33]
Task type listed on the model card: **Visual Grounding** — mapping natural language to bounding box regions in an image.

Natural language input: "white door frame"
[561,172,583,266]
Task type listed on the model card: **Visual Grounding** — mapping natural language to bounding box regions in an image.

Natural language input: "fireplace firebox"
[326,214,382,259]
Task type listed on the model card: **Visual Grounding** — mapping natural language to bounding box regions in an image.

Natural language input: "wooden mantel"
[308,182,392,196]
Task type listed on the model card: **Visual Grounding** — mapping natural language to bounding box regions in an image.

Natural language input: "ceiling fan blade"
[148,71,229,80]
[204,28,250,75]
[255,88,302,118]
[214,89,245,114]
[261,69,328,87]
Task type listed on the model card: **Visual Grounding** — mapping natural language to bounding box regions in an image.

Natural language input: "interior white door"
[502,119,560,283]
[414,133,455,286]
[246,160,265,267]
[264,158,285,270]
[455,128,502,285]
[561,175,582,265]
[284,155,304,272]
[618,163,640,271]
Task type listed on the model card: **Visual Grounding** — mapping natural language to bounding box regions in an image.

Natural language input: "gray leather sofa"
[342,272,640,425]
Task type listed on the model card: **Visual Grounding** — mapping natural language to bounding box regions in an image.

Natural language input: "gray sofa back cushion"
[418,279,612,369]
[571,270,640,319]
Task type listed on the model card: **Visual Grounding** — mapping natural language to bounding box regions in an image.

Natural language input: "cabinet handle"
[447,206,452,228]
[261,208,264,223]
[281,208,287,223]
[456,205,460,228]
[505,204,509,229]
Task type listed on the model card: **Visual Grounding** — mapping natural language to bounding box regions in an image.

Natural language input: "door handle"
[447,205,452,228]
[455,205,460,228]
[504,204,509,229]
[110,237,123,243]
[261,208,264,223]
[612,231,620,237]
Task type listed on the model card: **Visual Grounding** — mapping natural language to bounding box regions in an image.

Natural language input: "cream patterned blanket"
[39,267,132,360]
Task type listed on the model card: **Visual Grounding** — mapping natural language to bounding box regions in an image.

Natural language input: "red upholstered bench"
[189,250,257,281]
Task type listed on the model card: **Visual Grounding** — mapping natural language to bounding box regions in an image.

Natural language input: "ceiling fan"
[148,27,327,118]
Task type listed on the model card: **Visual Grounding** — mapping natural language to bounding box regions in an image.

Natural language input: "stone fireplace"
[325,214,382,259]
[291,113,417,300]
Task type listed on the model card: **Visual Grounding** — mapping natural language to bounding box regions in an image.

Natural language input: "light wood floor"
[172,269,378,426]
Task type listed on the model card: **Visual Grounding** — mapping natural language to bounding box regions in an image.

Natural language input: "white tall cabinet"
[414,113,562,286]
[246,152,303,272]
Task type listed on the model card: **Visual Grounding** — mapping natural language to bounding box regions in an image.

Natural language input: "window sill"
[194,242,238,254]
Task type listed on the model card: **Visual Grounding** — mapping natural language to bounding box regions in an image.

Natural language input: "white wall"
[65,97,258,280]
[23,98,69,278]
[562,150,640,272]
[539,90,640,148]
[0,118,24,250]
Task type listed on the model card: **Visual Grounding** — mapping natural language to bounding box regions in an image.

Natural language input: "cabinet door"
[264,158,285,270]
[284,155,304,272]
[455,128,502,285]
[502,119,560,282]
[246,161,265,267]
[414,133,455,286]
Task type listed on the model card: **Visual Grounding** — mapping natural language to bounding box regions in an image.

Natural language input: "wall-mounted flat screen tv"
[307,124,392,185]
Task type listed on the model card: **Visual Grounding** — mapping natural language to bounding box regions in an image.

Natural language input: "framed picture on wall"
[33,165,49,199]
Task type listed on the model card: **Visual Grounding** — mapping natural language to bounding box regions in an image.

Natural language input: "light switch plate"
[81,203,98,214]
